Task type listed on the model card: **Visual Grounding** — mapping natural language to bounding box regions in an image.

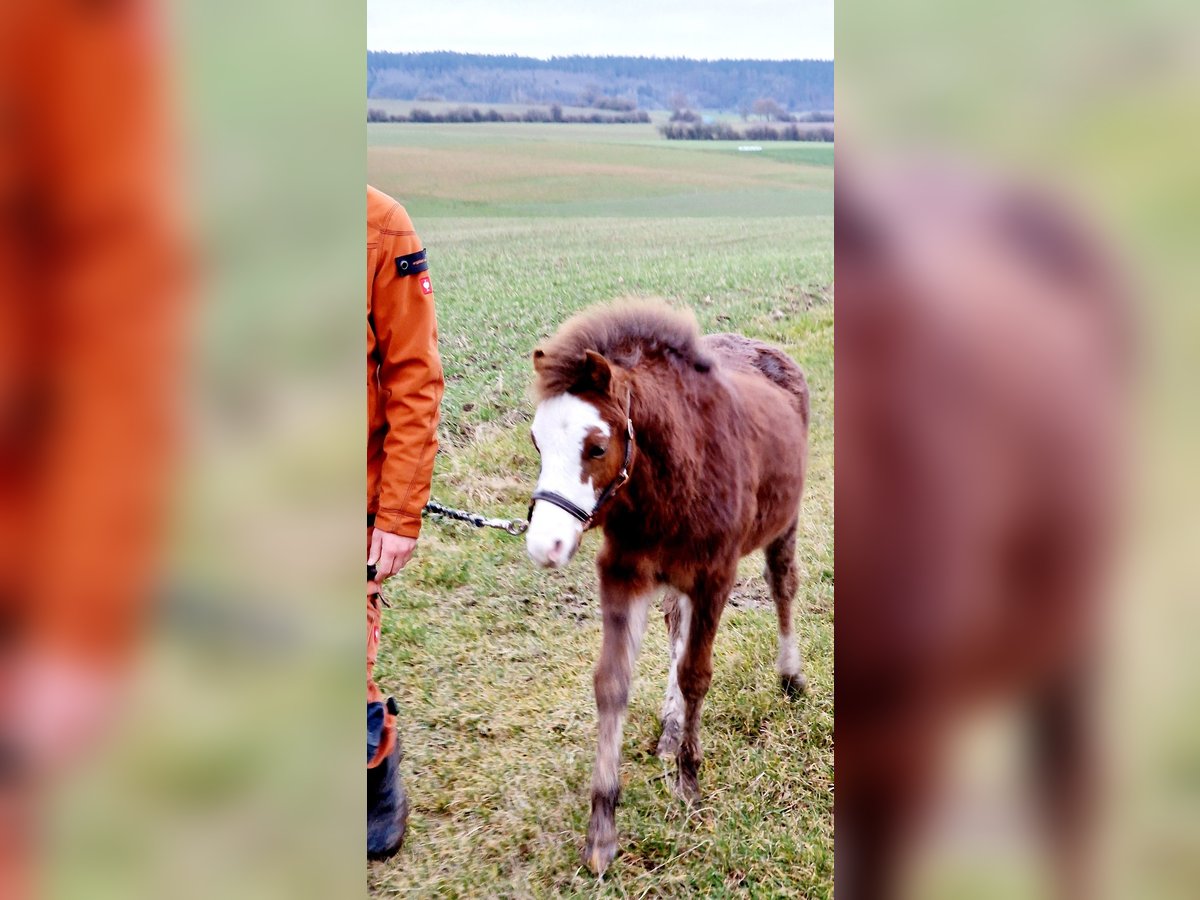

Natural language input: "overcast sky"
[367,0,833,61]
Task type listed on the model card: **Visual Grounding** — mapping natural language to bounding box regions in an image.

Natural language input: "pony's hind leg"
[675,573,732,805]
[766,519,807,697]
[1029,661,1098,900]
[656,590,690,757]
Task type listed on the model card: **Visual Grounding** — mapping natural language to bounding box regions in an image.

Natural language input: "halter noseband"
[528,393,635,532]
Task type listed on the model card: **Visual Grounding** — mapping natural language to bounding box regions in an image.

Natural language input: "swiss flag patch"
[419,276,433,295]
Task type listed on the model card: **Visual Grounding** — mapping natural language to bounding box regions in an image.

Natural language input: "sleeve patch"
[395,249,429,276]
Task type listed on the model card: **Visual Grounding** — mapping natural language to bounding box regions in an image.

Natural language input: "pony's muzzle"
[526,503,584,568]
[527,536,572,569]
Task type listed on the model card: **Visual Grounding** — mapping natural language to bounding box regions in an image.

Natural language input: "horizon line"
[367,49,834,64]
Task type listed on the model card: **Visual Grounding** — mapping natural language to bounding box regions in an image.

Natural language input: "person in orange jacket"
[366,186,444,859]
[1,1,185,893]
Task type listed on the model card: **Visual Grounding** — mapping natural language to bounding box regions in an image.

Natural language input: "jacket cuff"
[371,508,422,539]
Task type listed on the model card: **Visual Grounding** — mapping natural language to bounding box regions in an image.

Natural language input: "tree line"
[367,51,833,113]
[369,105,652,125]
[670,105,834,124]
[660,122,834,142]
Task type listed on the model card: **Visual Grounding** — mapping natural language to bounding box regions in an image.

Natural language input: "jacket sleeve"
[370,220,444,539]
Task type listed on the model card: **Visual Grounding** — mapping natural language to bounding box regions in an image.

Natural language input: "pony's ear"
[581,350,612,393]
[532,347,547,372]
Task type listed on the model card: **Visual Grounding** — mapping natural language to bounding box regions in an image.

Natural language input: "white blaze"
[526,394,609,568]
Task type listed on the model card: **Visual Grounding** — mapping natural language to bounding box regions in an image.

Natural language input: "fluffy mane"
[533,300,713,398]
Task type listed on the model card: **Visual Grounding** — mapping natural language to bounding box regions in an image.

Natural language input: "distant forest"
[367,52,833,113]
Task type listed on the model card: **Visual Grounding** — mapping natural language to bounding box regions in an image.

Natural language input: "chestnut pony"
[836,163,1128,900]
[525,302,810,874]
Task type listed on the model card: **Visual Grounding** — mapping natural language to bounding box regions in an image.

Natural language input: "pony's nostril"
[551,539,564,557]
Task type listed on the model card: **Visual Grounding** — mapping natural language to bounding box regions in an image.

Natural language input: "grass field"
[369,122,833,218]
[368,122,833,898]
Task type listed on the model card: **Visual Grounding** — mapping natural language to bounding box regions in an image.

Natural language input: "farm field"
[369,121,833,217]
[368,122,833,898]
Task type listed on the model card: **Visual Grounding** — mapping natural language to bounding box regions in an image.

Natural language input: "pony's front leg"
[584,577,651,876]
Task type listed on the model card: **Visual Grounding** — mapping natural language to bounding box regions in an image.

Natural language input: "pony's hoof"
[583,837,618,876]
[781,672,808,698]
[656,720,682,757]
[674,770,702,806]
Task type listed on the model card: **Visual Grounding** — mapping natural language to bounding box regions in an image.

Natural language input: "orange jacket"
[367,187,444,538]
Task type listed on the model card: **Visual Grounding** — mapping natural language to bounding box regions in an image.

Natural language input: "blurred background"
[837,0,1199,898]
[0,1,365,897]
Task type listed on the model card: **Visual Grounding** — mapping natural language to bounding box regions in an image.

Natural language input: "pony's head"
[526,349,634,568]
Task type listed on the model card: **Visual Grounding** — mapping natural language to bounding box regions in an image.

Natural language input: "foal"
[525,303,809,874]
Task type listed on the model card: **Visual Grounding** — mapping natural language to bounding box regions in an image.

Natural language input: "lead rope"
[422,499,529,536]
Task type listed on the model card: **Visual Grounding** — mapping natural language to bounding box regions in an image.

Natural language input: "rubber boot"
[367,728,409,860]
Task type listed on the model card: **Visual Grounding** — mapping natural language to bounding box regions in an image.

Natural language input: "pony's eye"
[531,433,540,453]
[588,444,607,459]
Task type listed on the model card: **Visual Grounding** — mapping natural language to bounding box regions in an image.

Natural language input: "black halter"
[528,395,635,532]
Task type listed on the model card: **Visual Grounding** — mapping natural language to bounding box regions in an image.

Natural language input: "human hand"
[368,529,417,581]
[13,652,122,780]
